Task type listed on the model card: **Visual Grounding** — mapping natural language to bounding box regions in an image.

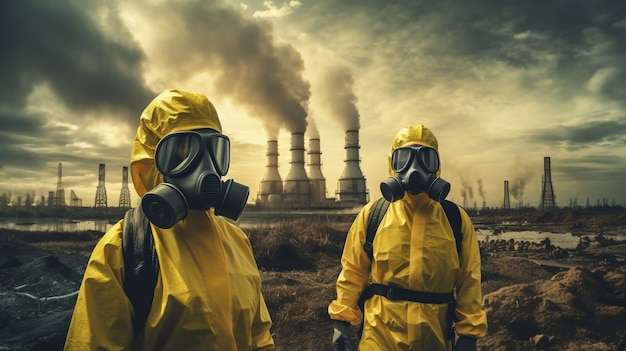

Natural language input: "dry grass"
[243,218,350,350]
[0,229,100,256]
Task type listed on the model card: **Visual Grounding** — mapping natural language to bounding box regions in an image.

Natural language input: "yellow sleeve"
[328,204,373,325]
[251,293,275,351]
[64,222,135,351]
[454,208,488,338]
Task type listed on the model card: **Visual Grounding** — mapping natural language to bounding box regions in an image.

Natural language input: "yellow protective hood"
[65,89,275,350]
[387,124,440,176]
[130,89,222,197]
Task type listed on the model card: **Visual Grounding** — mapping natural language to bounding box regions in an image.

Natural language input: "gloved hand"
[453,335,477,351]
[332,320,356,351]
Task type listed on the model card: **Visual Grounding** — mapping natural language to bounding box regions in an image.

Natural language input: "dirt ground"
[0,210,625,351]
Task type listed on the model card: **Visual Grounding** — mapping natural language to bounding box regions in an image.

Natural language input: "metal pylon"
[119,166,131,209]
[95,163,108,213]
[541,157,556,212]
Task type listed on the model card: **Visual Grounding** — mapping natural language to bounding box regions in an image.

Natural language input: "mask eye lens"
[419,148,439,173]
[392,148,412,173]
[156,134,200,175]
[210,135,230,176]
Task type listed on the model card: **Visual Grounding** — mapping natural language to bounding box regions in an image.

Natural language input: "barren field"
[1,209,625,351]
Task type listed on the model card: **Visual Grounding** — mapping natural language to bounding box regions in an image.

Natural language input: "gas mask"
[141,129,249,228]
[380,145,450,203]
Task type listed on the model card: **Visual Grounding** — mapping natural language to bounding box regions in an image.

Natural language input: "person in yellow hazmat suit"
[64,89,275,351]
[328,124,487,351]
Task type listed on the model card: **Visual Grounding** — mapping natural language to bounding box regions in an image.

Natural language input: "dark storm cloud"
[530,120,626,148]
[0,0,155,120]
[291,0,626,106]
[0,0,156,174]
[141,0,311,138]
[0,109,130,173]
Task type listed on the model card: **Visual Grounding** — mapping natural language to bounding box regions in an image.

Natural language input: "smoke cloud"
[307,113,320,139]
[316,63,360,131]
[459,178,474,205]
[509,164,535,204]
[133,0,311,139]
[477,178,486,201]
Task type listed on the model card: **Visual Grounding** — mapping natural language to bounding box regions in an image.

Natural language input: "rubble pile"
[480,266,626,351]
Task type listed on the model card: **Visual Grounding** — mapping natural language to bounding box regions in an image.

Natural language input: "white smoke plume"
[316,63,360,131]
[127,0,311,139]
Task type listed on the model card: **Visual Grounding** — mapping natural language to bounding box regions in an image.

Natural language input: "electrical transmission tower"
[503,180,511,211]
[55,162,66,206]
[119,166,131,209]
[541,157,556,212]
[94,163,108,212]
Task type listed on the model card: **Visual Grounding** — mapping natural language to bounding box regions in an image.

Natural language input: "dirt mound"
[0,243,85,351]
[481,266,626,350]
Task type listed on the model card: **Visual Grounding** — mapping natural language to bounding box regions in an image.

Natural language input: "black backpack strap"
[440,200,463,259]
[364,198,390,262]
[439,199,464,339]
[122,206,159,339]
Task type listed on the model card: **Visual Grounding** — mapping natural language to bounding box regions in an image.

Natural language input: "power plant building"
[256,129,369,209]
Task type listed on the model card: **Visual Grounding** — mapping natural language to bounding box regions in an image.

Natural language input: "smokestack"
[503,180,511,211]
[283,132,311,207]
[257,140,284,207]
[307,138,326,204]
[336,130,368,205]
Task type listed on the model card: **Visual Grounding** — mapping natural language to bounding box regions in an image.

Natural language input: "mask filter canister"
[142,183,188,229]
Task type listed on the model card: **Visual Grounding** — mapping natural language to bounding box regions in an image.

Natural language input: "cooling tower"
[283,132,311,206]
[336,130,368,205]
[257,140,284,206]
[307,138,326,204]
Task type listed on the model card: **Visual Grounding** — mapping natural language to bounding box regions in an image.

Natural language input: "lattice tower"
[95,163,108,208]
[540,157,556,212]
[55,162,66,206]
[119,166,131,209]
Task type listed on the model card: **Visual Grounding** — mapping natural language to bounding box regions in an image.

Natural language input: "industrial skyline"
[1,1,625,208]
[0,152,621,212]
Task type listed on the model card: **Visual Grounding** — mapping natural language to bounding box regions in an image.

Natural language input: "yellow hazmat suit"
[328,125,487,350]
[64,90,274,351]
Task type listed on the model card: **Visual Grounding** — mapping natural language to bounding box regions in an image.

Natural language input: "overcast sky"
[1,0,625,209]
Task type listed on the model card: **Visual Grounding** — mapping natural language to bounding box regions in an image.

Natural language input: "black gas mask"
[380,145,450,203]
[141,129,249,228]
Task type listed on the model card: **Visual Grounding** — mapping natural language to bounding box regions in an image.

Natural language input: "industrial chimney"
[307,138,326,204]
[336,130,368,205]
[283,132,311,207]
[257,140,283,207]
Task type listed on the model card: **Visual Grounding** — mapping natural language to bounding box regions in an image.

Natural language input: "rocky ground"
[0,211,625,351]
